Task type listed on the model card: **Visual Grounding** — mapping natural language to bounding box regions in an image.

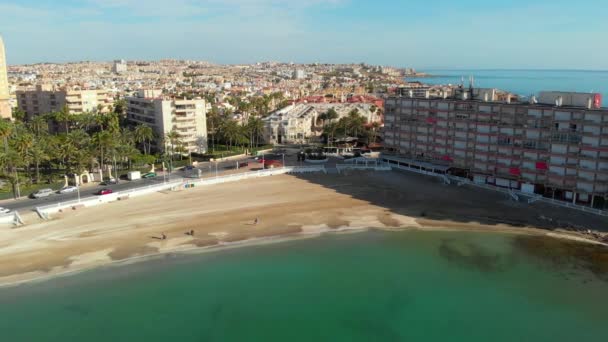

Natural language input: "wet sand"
[0,171,606,287]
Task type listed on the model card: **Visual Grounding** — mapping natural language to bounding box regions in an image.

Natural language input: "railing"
[336,164,391,172]
[383,155,608,217]
[36,167,327,217]
[530,197,608,217]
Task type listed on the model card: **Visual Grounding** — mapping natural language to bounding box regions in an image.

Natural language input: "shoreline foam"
[1,221,606,289]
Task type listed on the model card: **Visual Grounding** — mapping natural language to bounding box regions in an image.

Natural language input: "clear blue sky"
[1,0,607,69]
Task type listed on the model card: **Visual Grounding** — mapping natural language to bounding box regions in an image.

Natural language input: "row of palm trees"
[0,110,161,198]
[206,108,265,153]
[321,109,381,146]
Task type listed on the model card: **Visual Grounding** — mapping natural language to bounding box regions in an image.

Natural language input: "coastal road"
[0,151,322,214]
[0,175,183,213]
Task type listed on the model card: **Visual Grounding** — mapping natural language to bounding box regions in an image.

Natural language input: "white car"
[0,207,10,214]
[31,188,54,198]
[59,186,78,194]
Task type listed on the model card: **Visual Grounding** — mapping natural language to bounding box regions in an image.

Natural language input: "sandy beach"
[0,170,607,287]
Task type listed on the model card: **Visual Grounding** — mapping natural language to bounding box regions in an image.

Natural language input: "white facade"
[262,103,380,144]
[0,35,11,119]
[294,69,306,80]
[113,59,127,74]
[126,90,207,153]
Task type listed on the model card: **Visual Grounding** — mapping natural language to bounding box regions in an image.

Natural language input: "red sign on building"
[509,167,521,176]
[594,94,602,109]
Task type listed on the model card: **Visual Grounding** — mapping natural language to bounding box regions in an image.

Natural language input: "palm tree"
[93,130,114,174]
[245,116,264,150]
[219,119,240,149]
[367,122,381,145]
[0,119,13,155]
[323,122,339,147]
[325,108,339,122]
[0,150,24,198]
[166,130,182,161]
[207,106,221,152]
[29,141,48,183]
[134,124,154,155]
[346,109,366,137]
[54,106,72,133]
[113,99,127,116]
[13,133,33,180]
[28,115,49,137]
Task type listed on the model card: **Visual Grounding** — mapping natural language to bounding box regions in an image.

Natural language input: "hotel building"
[0,35,11,119]
[126,90,207,153]
[382,87,608,209]
[16,85,114,119]
[263,103,380,144]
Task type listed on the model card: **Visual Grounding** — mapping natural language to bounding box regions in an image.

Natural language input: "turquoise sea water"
[408,69,608,106]
[0,230,607,341]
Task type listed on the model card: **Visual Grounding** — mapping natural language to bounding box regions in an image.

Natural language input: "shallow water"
[0,230,607,341]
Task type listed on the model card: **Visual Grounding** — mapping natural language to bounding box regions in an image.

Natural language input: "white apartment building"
[16,84,114,119]
[262,103,379,144]
[294,69,306,80]
[126,90,207,153]
[113,59,127,74]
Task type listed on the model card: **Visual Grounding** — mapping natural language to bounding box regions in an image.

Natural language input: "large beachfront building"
[382,88,608,209]
[262,103,381,144]
[126,89,207,153]
[16,85,114,119]
[0,35,11,119]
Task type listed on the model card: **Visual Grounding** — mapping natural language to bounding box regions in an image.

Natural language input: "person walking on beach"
[254,217,259,225]
[161,233,167,240]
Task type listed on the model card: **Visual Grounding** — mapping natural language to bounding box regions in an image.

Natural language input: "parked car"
[31,188,54,199]
[142,172,157,179]
[58,186,78,194]
[100,178,118,186]
[263,160,283,169]
[97,188,113,195]
[182,165,195,171]
[0,207,11,214]
[127,171,141,181]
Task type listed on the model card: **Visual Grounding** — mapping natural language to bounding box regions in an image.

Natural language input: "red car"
[97,188,113,195]
[263,160,283,168]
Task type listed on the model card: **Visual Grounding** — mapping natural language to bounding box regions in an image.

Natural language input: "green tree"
[113,99,127,116]
[206,106,222,153]
[93,130,114,174]
[134,124,154,155]
[245,116,264,150]
[218,119,241,149]
[54,106,72,133]
[12,108,27,122]
[166,130,182,161]
[28,115,49,137]
[12,132,33,179]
